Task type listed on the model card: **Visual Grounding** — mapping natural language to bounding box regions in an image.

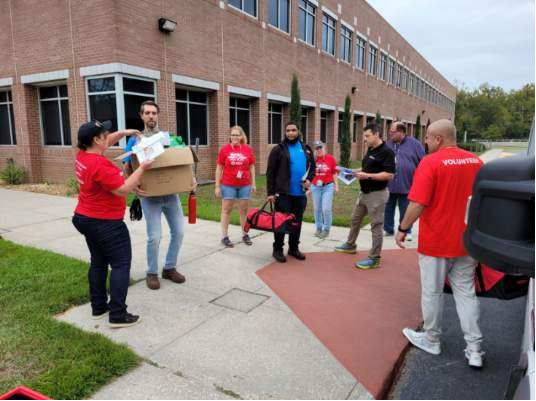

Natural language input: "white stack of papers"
[336,166,356,185]
[132,132,166,163]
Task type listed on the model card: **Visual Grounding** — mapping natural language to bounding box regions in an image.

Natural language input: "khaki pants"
[346,188,389,259]
[419,254,483,350]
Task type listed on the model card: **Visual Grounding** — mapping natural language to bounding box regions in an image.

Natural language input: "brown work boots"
[146,268,186,290]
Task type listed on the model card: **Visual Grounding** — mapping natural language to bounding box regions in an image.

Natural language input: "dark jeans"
[273,194,307,251]
[72,214,132,320]
[383,192,412,235]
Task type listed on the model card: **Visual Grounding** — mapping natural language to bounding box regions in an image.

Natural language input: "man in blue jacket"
[266,121,315,263]
[384,121,425,241]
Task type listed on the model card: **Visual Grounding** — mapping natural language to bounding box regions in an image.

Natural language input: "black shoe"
[273,249,287,263]
[109,313,141,329]
[221,236,234,248]
[288,248,306,260]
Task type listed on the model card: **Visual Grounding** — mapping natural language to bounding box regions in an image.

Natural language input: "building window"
[401,67,407,90]
[298,0,316,45]
[340,25,352,63]
[320,110,327,143]
[368,45,377,76]
[87,75,156,145]
[228,0,257,17]
[301,110,308,144]
[268,102,283,144]
[229,97,251,139]
[356,37,366,70]
[321,13,336,55]
[388,57,396,84]
[396,63,402,88]
[0,90,16,145]
[379,53,387,80]
[39,85,71,146]
[176,88,208,146]
[268,0,290,33]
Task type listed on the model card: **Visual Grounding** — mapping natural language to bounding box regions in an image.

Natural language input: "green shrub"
[66,176,80,196]
[0,159,26,185]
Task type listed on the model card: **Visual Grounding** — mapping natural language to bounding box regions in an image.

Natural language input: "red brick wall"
[0,0,455,183]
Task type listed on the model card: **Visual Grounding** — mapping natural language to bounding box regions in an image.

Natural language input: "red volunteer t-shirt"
[312,154,337,185]
[217,143,256,187]
[408,147,483,258]
[74,151,126,220]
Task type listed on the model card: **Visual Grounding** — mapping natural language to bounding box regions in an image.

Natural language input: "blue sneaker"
[335,242,357,254]
[355,258,381,269]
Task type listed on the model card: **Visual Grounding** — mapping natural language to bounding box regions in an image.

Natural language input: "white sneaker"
[465,348,484,368]
[406,233,413,241]
[402,328,441,355]
[384,230,394,237]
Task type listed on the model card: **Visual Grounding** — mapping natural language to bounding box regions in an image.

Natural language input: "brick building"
[0,0,456,183]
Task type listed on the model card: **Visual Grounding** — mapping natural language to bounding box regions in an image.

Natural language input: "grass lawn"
[129,161,367,228]
[0,239,140,399]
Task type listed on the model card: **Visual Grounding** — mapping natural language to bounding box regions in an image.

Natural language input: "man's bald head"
[425,119,457,153]
[428,119,457,142]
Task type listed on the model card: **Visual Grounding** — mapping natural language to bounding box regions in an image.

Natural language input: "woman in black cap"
[72,120,152,328]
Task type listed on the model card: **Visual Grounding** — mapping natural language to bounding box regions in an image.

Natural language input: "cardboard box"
[131,147,198,196]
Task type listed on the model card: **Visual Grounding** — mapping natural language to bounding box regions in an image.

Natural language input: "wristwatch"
[398,225,411,233]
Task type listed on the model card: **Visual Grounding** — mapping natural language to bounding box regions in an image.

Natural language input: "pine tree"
[375,110,383,138]
[415,114,421,140]
[340,95,352,167]
[290,73,301,131]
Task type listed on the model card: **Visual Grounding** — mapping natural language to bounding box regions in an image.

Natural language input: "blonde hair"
[230,125,248,144]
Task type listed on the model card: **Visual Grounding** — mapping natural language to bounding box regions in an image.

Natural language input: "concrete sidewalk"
[0,188,418,399]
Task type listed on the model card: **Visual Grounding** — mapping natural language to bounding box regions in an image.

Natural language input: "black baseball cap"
[77,120,113,150]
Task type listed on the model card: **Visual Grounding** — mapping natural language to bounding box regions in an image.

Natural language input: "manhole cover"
[210,288,269,313]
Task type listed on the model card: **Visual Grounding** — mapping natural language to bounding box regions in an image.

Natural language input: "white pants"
[419,254,483,350]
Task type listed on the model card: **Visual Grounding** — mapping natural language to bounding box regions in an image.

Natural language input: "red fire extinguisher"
[188,191,196,224]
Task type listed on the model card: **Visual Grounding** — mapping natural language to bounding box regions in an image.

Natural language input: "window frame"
[227,0,258,19]
[229,96,252,143]
[368,45,378,76]
[268,0,290,34]
[298,0,316,46]
[175,87,210,147]
[355,37,367,71]
[85,73,157,147]
[321,13,336,56]
[339,25,352,63]
[0,89,16,146]
[379,52,387,81]
[38,84,71,147]
[268,101,283,144]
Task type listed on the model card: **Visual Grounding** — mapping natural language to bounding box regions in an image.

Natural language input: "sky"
[367,0,535,91]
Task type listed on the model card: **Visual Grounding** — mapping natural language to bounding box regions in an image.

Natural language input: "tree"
[290,73,301,130]
[415,114,421,140]
[375,110,383,138]
[340,95,352,167]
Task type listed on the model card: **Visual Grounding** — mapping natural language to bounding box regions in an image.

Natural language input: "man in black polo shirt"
[335,123,395,269]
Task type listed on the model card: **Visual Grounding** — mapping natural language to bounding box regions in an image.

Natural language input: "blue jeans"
[72,214,131,320]
[383,192,412,234]
[140,195,184,275]
[310,183,335,231]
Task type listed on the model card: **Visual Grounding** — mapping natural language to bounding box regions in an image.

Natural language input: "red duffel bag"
[444,263,529,300]
[244,201,298,234]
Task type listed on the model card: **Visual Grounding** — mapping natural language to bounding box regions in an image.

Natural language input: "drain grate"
[210,288,269,313]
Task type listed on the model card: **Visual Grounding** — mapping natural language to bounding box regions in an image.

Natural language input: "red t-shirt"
[312,154,337,185]
[217,143,256,187]
[74,151,126,220]
[408,147,483,258]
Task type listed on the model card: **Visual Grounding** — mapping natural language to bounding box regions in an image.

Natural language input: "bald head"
[425,119,457,153]
[428,119,457,143]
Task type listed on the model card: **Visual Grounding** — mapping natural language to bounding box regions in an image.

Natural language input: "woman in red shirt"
[72,120,152,328]
[215,125,256,247]
[310,141,338,238]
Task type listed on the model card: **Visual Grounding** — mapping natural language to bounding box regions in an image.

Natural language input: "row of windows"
[227,0,454,113]
[0,73,451,148]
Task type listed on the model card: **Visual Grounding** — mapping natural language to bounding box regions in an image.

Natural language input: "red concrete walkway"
[257,249,422,399]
